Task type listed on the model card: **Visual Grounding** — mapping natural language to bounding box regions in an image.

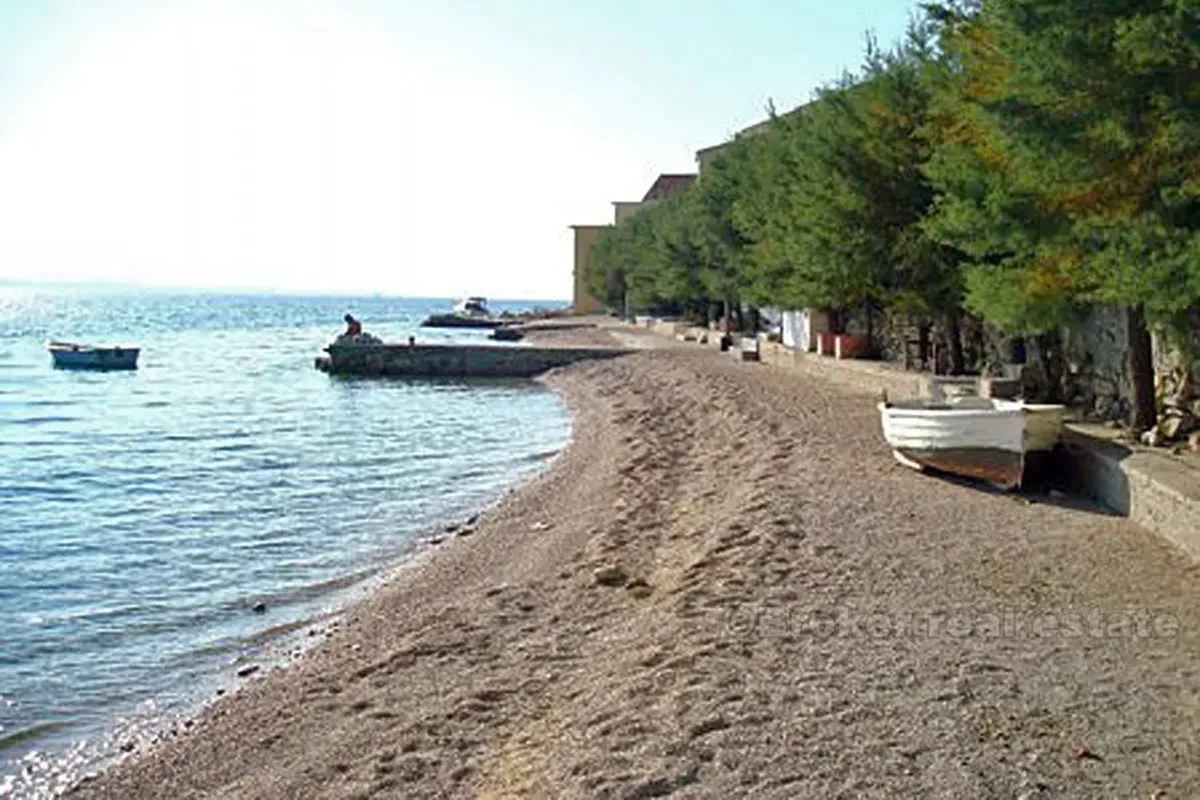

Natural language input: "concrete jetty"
[314,342,634,378]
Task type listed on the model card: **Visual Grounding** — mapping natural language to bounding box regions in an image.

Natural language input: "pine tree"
[924,0,1200,426]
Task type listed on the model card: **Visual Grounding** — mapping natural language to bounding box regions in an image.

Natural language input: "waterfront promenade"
[74,325,1200,799]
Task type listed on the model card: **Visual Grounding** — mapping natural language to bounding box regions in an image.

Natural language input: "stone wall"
[1061,305,1130,420]
[844,308,993,374]
[760,300,1199,425]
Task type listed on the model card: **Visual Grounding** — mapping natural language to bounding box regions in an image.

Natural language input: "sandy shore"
[70,325,1200,799]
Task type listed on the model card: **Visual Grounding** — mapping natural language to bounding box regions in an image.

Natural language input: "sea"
[0,286,573,798]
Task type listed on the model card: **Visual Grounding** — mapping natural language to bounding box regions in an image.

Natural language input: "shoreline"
[5,338,579,800]
[66,326,625,799]
[7,470,568,800]
[69,326,1200,798]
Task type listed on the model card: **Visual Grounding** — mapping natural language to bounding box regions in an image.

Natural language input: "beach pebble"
[593,565,629,587]
[426,536,444,546]
[251,602,267,614]
[457,526,476,538]
[626,578,654,599]
[530,522,551,532]
[444,524,459,534]
[236,665,260,678]
[466,512,481,525]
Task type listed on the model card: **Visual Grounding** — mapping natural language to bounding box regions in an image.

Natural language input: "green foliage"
[922,0,1200,332]
[597,0,1200,363]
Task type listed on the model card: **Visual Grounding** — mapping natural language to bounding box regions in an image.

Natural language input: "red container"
[816,332,837,356]
[834,334,869,359]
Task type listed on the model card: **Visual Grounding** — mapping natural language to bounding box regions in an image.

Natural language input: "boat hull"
[48,346,139,371]
[489,326,525,341]
[879,400,1026,490]
[420,314,502,329]
[891,446,1025,490]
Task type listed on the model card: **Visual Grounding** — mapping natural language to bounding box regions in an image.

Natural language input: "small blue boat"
[47,341,140,371]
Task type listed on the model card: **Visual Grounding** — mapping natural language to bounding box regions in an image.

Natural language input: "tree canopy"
[587,0,1200,423]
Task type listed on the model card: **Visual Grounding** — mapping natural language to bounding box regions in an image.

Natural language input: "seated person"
[343,314,363,337]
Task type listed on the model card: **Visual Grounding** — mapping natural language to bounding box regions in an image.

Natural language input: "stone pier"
[314,343,633,378]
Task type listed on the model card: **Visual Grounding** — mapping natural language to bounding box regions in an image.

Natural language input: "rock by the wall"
[1153,307,1200,379]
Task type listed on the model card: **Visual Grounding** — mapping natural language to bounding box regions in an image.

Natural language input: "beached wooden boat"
[878,397,1027,489]
[878,397,1067,490]
[47,341,139,371]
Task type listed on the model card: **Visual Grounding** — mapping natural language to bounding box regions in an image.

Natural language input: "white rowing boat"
[878,396,1064,490]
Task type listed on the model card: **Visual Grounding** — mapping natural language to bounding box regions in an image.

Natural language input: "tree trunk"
[1031,331,1065,403]
[946,311,965,375]
[1127,305,1157,431]
[918,321,931,372]
[828,307,844,335]
[863,301,875,356]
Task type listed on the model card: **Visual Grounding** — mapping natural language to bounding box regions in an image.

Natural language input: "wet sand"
[71,325,1200,799]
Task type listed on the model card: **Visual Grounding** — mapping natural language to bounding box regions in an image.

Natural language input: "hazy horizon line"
[0,278,572,304]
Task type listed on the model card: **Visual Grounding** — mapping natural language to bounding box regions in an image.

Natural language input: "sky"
[0,0,924,300]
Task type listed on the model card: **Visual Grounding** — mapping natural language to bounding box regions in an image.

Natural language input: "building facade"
[612,201,643,225]
[570,224,607,315]
[569,174,698,315]
[694,109,800,173]
[609,174,698,225]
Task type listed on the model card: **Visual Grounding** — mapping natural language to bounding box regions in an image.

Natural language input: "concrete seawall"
[315,343,634,378]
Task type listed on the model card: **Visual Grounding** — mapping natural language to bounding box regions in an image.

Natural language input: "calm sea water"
[0,286,572,797]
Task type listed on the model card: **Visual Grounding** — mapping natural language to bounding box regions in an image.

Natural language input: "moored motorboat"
[47,341,140,371]
[422,296,502,328]
[453,296,490,318]
[421,314,502,329]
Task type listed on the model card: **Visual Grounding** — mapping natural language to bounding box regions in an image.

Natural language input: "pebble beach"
[69,324,1200,799]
